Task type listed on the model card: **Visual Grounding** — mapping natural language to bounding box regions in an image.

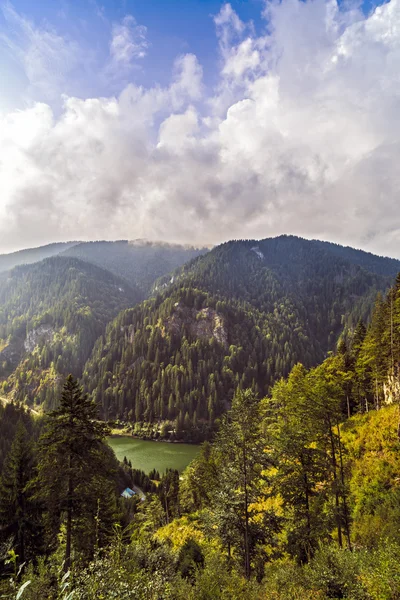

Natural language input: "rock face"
[24,325,55,353]
[164,304,228,348]
[383,374,400,405]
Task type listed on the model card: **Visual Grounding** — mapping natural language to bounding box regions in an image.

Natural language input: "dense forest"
[0,236,398,420]
[84,236,398,437]
[1,273,400,597]
[0,242,207,410]
[0,257,140,409]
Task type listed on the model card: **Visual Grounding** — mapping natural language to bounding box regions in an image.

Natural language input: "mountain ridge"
[0,235,399,423]
[83,235,400,438]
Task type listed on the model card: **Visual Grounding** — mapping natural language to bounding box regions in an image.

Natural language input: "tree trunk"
[397,402,400,441]
[302,457,312,562]
[164,493,170,524]
[328,417,342,548]
[243,443,251,579]
[65,453,72,572]
[337,423,352,551]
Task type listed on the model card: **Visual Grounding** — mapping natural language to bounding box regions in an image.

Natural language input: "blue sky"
[0,0,384,109]
[0,0,399,257]
[0,0,267,110]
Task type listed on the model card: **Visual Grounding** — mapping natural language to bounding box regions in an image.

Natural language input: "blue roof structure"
[121,487,136,499]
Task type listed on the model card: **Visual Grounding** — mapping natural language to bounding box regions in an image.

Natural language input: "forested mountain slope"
[2,249,400,599]
[62,240,208,294]
[0,242,208,410]
[156,236,399,326]
[0,242,78,273]
[0,257,140,409]
[84,236,399,435]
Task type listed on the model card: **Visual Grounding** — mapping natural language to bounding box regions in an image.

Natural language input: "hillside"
[0,241,209,410]
[0,256,141,409]
[0,242,78,273]
[2,242,400,598]
[4,312,400,598]
[156,236,399,325]
[62,240,208,294]
[84,236,399,436]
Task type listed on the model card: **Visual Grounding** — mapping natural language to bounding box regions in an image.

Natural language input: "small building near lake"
[121,487,136,499]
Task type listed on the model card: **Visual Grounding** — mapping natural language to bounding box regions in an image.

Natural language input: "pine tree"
[212,389,277,578]
[158,469,180,523]
[34,374,111,570]
[0,421,40,565]
[268,365,331,562]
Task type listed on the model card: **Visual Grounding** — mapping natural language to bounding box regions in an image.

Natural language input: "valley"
[1,235,400,598]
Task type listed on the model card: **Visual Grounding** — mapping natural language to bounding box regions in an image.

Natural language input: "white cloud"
[1,0,400,256]
[109,15,148,66]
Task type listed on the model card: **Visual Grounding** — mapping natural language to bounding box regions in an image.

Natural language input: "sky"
[1,0,400,257]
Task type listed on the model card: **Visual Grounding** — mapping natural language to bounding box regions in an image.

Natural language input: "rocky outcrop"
[163,303,228,348]
[24,325,55,353]
[383,373,400,405]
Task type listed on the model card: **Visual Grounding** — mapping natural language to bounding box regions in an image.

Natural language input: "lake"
[107,436,200,474]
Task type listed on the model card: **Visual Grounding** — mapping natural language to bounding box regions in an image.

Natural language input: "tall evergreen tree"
[34,375,112,569]
[212,389,278,578]
[0,421,40,565]
[268,365,331,562]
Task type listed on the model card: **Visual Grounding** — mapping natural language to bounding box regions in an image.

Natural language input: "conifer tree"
[212,389,277,578]
[268,365,331,562]
[0,421,40,565]
[34,374,111,570]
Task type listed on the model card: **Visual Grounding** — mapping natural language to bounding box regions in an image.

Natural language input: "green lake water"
[107,437,200,474]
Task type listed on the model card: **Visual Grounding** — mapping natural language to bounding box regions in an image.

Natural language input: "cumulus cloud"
[1,0,400,256]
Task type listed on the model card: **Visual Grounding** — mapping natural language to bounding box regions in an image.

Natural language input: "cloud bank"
[1,0,400,256]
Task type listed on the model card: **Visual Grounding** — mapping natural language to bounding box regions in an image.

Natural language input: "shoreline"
[107,432,200,445]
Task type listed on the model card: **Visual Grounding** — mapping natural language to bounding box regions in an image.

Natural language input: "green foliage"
[0,402,38,473]
[341,405,400,548]
[84,236,395,438]
[306,546,366,599]
[267,357,353,562]
[211,389,280,578]
[0,422,42,565]
[0,257,140,408]
[179,442,218,513]
[177,538,205,582]
[33,375,117,567]
[2,238,400,597]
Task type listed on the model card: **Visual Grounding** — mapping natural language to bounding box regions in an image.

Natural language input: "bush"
[306,545,366,599]
[359,541,400,600]
[263,559,321,600]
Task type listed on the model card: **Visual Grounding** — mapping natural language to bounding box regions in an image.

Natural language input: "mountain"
[0,241,208,409]
[62,240,209,294]
[3,255,400,599]
[0,256,140,409]
[0,240,208,292]
[83,235,400,438]
[0,242,78,273]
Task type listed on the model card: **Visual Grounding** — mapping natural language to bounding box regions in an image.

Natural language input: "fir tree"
[212,389,278,578]
[0,421,40,565]
[33,374,111,570]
